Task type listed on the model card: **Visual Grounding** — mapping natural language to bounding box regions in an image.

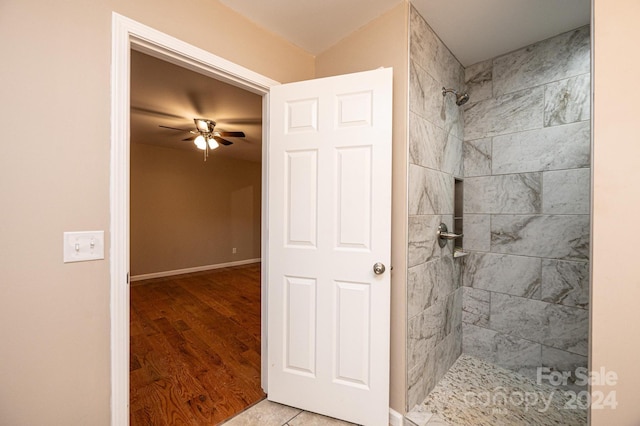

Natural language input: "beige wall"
[316,1,410,414]
[591,0,640,423]
[0,1,312,424]
[130,144,261,276]
[115,1,315,84]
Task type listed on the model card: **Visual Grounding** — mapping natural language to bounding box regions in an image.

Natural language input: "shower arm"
[442,86,470,105]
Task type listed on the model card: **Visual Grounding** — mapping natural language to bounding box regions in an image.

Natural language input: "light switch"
[63,231,105,263]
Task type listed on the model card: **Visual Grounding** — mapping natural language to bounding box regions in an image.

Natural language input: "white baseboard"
[130,258,261,282]
[389,408,404,426]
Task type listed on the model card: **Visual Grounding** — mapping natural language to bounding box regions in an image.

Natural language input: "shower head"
[455,92,470,106]
[442,87,470,106]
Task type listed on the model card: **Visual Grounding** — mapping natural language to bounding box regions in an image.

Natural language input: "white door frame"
[110,13,278,425]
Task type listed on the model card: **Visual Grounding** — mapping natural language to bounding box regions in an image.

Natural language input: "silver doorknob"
[373,262,386,275]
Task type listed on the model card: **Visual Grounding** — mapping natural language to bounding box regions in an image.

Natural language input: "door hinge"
[127,272,130,284]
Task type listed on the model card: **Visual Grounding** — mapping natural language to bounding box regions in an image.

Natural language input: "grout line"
[284,410,305,425]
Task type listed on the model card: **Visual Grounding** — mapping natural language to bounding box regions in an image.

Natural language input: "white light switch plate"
[63,231,105,263]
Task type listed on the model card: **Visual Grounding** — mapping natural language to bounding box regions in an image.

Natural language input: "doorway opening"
[128,49,265,423]
[110,13,278,425]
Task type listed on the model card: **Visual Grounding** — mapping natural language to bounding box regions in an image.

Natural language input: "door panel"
[284,276,317,376]
[334,280,371,387]
[336,146,372,250]
[285,150,318,247]
[268,68,392,426]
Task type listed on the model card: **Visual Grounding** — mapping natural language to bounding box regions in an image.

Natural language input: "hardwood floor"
[130,263,265,425]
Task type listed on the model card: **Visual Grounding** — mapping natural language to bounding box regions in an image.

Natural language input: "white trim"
[389,408,404,426]
[260,93,270,393]
[110,14,131,426]
[110,12,278,426]
[130,258,261,282]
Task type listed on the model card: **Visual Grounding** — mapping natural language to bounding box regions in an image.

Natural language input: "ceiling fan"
[159,118,246,160]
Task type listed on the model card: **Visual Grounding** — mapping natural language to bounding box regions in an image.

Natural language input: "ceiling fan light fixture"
[159,117,242,159]
[194,135,207,150]
[194,118,215,133]
[207,137,219,150]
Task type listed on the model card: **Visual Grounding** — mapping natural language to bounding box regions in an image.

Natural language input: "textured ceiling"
[220,0,590,66]
[411,0,590,66]
[219,0,403,55]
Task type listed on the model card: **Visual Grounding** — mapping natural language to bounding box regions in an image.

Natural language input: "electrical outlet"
[232,247,237,254]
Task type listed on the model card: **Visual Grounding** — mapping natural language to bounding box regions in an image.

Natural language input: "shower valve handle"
[439,232,463,240]
[437,223,463,248]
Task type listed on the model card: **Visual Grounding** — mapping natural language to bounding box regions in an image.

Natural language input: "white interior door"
[267,68,392,426]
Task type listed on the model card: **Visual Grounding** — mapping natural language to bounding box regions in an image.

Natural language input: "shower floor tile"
[408,354,587,426]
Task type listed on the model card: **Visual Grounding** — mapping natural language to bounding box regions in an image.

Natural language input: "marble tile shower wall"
[461,26,591,387]
[407,6,464,410]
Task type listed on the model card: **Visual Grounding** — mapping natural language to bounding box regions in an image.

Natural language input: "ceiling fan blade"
[159,125,190,132]
[132,106,184,120]
[182,136,195,142]
[218,131,245,137]
[214,136,233,146]
[216,118,262,125]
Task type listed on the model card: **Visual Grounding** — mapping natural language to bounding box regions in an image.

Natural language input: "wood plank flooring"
[130,263,265,425]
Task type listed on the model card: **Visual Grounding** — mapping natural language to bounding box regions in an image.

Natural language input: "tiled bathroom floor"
[222,354,587,426]
[220,399,358,426]
[406,354,587,426]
